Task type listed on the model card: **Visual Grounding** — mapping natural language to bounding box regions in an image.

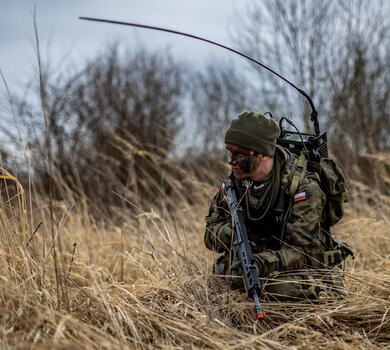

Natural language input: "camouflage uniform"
[205,145,349,300]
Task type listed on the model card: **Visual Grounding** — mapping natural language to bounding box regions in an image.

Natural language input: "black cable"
[279,117,310,160]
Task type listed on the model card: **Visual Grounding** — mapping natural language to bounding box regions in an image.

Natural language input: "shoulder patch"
[294,191,307,202]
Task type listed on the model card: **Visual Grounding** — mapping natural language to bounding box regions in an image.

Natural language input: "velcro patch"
[294,191,307,202]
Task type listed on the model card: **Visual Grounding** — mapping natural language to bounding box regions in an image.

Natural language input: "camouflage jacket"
[204,146,337,278]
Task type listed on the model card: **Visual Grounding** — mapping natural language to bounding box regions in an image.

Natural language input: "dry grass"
[1,148,390,350]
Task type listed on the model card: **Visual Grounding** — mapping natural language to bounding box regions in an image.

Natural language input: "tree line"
[1,0,389,209]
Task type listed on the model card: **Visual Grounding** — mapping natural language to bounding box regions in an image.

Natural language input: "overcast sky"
[1,0,250,91]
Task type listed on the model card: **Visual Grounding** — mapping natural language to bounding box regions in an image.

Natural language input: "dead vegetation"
[2,2,390,347]
[1,146,390,350]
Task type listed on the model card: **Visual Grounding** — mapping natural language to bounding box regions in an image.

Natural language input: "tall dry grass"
[1,140,390,349]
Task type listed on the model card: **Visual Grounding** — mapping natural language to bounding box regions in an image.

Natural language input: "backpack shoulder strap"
[286,152,308,197]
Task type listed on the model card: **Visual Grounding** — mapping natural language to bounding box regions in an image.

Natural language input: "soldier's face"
[227,147,259,179]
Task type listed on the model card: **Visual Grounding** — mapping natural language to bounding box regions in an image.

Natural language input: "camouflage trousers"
[260,269,348,301]
[214,256,348,300]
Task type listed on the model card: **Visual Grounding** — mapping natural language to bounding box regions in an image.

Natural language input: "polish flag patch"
[294,191,307,202]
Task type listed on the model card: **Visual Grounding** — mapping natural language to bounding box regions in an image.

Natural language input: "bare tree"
[13,43,186,207]
[328,0,390,158]
[61,44,185,182]
[231,0,337,131]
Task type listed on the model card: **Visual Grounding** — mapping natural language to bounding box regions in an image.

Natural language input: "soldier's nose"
[228,153,237,165]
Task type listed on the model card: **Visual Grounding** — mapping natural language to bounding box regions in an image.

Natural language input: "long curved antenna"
[79,16,320,135]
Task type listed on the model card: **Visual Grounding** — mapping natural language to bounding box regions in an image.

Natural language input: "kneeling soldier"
[205,110,351,300]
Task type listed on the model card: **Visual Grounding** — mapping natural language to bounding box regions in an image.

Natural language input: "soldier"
[204,110,350,300]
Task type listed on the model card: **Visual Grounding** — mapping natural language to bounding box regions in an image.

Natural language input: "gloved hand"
[230,258,244,290]
[254,257,264,277]
[216,223,232,250]
[229,256,263,290]
[230,258,242,276]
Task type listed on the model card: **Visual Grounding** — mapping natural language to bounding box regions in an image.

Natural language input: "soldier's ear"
[256,153,264,159]
[258,154,271,161]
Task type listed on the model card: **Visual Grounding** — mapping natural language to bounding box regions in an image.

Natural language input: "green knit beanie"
[224,110,280,156]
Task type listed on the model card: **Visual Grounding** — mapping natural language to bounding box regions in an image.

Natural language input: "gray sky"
[1,0,249,90]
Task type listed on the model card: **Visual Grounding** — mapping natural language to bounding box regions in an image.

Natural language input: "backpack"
[284,150,354,261]
[286,151,348,228]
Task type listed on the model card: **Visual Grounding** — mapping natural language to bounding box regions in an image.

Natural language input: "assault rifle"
[222,179,264,320]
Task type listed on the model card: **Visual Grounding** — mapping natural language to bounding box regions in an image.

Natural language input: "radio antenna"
[79,16,320,135]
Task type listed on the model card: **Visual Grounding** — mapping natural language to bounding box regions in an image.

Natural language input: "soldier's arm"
[204,188,233,252]
[253,174,326,277]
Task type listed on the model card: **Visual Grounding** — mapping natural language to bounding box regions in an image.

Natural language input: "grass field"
[1,147,390,350]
